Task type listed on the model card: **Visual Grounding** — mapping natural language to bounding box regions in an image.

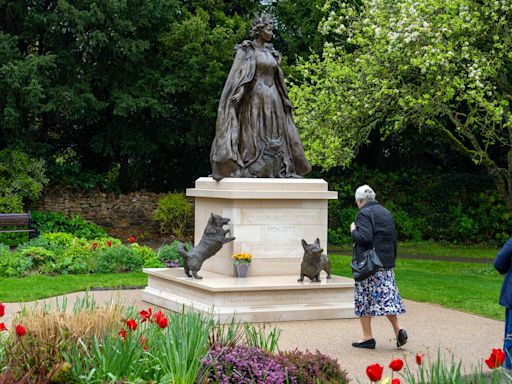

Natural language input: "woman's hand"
[350,222,356,232]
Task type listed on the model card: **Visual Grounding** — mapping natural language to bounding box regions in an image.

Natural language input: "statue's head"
[250,16,273,39]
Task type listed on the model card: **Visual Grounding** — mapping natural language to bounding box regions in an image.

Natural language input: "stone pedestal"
[142,177,356,322]
[189,177,337,277]
[142,269,355,323]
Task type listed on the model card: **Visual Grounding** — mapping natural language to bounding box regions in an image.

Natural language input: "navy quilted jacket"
[494,237,512,308]
[351,201,397,268]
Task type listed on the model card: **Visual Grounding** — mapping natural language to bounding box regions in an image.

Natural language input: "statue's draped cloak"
[210,41,311,180]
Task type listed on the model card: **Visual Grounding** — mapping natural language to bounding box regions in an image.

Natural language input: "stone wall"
[35,188,166,239]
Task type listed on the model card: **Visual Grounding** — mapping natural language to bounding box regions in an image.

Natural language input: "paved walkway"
[1,290,505,382]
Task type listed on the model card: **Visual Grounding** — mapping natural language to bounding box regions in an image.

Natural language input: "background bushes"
[325,167,511,245]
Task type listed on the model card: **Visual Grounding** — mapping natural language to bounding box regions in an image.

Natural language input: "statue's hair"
[355,184,376,202]
[250,16,272,39]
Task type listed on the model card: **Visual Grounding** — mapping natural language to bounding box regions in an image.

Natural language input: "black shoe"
[352,338,376,349]
[397,329,408,347]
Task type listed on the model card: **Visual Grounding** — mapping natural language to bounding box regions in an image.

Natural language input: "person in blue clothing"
[494,237,512,369]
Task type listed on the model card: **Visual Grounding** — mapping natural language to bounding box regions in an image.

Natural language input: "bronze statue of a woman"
[210,17,311,181]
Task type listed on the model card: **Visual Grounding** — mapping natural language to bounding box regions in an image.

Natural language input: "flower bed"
[0,300,349,383]
[360,350,511,383]
[0,232,191,278]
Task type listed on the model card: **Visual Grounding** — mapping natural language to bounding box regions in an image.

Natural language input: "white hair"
[355,184,376,202]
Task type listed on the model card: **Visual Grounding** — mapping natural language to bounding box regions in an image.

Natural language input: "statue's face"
[261,24,273,42]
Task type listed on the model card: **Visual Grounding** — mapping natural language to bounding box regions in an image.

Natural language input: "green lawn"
[0,272,147,302]
[330,255,505,321]
[0,252,506,322]
[330,241,499,260]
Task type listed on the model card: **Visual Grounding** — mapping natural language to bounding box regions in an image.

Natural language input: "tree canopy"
[290,0,512,212]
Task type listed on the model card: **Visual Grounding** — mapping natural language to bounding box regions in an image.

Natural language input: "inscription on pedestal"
[223,289,351,306]
[241,243,301,259]
[243,209,321,225]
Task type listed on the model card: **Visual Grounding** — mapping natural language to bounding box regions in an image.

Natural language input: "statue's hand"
[231,93,241,104]
[231,88,244,104]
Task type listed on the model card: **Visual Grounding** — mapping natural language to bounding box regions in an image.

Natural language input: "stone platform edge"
[143,268,354,292]
[187,177,338,200]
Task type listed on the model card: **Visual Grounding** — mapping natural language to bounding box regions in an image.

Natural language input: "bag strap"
[365,208,376,250]
[352,208,377,259]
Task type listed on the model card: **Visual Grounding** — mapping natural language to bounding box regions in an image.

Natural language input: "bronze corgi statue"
[178,213,235,279]
[298,238,331,282]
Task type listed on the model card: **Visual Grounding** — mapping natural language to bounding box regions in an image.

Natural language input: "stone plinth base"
[142,268,355,323]
[187,177,338,277]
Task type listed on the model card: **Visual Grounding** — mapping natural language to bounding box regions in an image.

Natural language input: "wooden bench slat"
[0,212,39,239]
[0,214,31,227]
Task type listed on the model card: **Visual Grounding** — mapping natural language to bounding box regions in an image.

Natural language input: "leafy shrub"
[131,243,165,268]
[0,149,48,213]
[156,240,192,267]
[47,160,120,193]
[386,202,424,242]
[203,345,288,384]
[0,254,31,277]
[95,245,143,273]
[328,203,359,245]
[449,193,511,244]
[153,192,193,239]
[324,166,511,245]
[41,232,76,247]
[31,211,107,239]
[19,247,56,272]
[15,236,61,254]
[54,240,96,274]
[275,349,349,384]
[0,244,31,277]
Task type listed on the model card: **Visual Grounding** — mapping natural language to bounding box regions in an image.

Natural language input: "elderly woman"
[210,16,311,180]
[494,237,512,369]
[350,185,407,349]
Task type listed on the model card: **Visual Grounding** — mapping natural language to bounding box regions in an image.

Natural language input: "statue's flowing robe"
[210,41,311,180]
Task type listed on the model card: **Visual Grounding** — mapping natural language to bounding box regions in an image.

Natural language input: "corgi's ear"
[301,239,308,250]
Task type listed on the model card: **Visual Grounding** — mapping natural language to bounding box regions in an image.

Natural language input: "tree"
[0,1,262,192]
[290,0,512,213]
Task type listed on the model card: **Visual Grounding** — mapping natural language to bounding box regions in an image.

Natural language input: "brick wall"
[35,188,166,239]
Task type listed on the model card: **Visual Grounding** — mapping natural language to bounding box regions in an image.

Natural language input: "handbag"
[351,209,383,282]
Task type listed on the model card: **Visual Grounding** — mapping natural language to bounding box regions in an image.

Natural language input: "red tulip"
[140,308,153,323]
[118,329,127,340]
[416,353,425,365]
[107,241,112,247]
[154,310,165,323]
[0,303,4,317]
[0,323,6,331]
[392,379,401,384]
[129,236,136,243]
[389,358,404,371]
[484,348,506,369]
[92,242,98,249]
[157,316,168,329]
[126,319,137,331]
[15,324,26,337]
[366,364,384,382]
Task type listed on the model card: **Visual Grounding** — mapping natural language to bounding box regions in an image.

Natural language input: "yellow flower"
[381,377,391,384]
[232,253,252,263]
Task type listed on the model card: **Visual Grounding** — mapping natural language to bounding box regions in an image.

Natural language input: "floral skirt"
[354,268,406,317]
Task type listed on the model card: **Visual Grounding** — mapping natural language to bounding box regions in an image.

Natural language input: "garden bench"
[0,212,39,239]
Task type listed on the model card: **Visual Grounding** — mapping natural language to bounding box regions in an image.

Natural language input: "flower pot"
[234,263,250,278]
